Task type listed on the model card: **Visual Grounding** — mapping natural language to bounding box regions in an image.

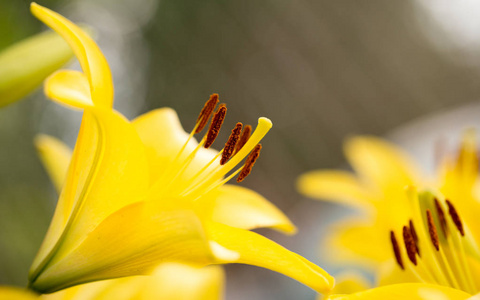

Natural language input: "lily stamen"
[409,219,420,256]
[390,194,479,294]
[237,144,262,183]
[221,123,242,165]
[403,225,418,266]
[192,165,245,202]
[422,208,461,289]
[156,99,228,195]
[442,200,475,292]
[180,118,272,198]
[446,200,465,236]
[180,123,243,190]
[434,198,448,237]
[204,104,227,149]
[184,142,263,199]
[426,210,440,251]
[151,96,271,202]
[391,231,404,270]
[195,93,219,134]
[392,229,434,283]
[157,95,219,186]
[179,151,224,194]
[157,136,209,196]
[234,124,252,154]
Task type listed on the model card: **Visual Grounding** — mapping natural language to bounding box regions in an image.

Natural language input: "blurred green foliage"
[0,0,63,49]
[0,30,73,107]
[0,0,66,286]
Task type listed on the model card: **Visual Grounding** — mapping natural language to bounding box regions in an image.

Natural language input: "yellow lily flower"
[297,133,480,272]
[0,28,74,107]
[298,136,422,269]
[28,2,333,294]
[311,184,480,299]
[322,190,480,299]
[1,263,223,300]
[299,132,480,298]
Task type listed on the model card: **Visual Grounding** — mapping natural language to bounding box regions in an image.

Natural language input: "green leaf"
[0,29,74,107]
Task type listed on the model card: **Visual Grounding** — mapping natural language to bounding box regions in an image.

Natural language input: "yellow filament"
[447,220,477,293]
[457,237,478,293]
[416,259,438,284]
[178,150,223,196]
[191,167,243,202]
[155,136,207,197]
[153,122,200,188]
[435,247,462,290]
[406,263,427,283]
[181,118,271,197]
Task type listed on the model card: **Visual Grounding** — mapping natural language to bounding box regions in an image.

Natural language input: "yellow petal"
[440,130,480,240]
[205,222,334,293]
[31,201,214,293]
[132,108,217,185]
[44,264,224,300]
[343,136,419,229]
[329,272,371,295]
[297,170,374,211]
[377,259,418,286]
[31,3,113,107]
[34,134,72,193]
[455,129,478,185]
[44,70,94,109]
[42,280,112,300]
[79,279,143,300]
[467,293,480,300]
[438,130,476,199]
[326,283,471,300]
[0,286,38,300]
[208,241,240,262]
[323,218,390,269]
[0,29,73,107]
[198,184,296,234]
[30,109,149,285]
[137,263,224,300]
[344,136,419,193]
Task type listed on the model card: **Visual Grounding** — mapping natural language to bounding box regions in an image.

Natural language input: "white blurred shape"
[388,101,480,173]
[414,0,480,61]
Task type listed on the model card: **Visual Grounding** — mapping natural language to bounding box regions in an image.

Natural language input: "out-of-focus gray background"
[2,0,480,298]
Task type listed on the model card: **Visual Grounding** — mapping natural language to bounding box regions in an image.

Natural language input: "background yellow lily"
[28,3,333,295]
[298,136,424,269]
[298,134,480,289]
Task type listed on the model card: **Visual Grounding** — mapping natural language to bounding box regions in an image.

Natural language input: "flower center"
[390,193,480,294]
[149,94,270,200]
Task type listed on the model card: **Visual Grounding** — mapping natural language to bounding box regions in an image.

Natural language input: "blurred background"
[2,0,480,298]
